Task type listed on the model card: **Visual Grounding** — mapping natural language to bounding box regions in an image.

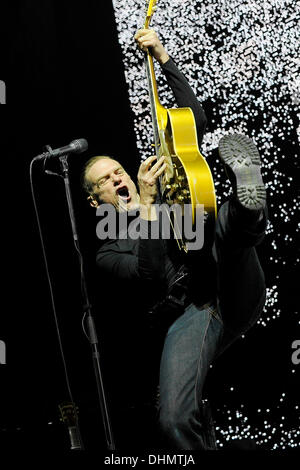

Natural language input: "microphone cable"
[29,156,84,449]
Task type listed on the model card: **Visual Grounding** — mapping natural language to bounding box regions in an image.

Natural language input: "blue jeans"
[158,200,267,449]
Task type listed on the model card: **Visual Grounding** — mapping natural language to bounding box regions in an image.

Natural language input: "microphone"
[35,138,88,160]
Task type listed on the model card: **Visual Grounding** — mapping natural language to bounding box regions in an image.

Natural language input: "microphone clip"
[43,145,66,178]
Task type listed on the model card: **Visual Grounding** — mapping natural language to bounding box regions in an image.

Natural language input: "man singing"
[82,30,267,449]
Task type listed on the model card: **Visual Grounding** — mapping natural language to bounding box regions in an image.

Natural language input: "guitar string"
[145,47,189,251]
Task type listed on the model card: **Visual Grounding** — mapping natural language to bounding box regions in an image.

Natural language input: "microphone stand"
[59,154,115,451]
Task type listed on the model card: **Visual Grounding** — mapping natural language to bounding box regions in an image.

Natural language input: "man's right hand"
[138,156,166,220]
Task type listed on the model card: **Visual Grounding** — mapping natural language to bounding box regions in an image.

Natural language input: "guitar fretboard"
[144,54,160,157]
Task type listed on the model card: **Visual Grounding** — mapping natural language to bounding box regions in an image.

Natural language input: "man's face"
[86,158,140,212]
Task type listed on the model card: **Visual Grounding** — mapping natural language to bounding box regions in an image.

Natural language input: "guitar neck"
[143,0,167,158]
[144,53,161,156]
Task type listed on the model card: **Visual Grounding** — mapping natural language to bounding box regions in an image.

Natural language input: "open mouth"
[116,186,131,202]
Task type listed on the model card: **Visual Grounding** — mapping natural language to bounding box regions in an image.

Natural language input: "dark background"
[1,0,299,458]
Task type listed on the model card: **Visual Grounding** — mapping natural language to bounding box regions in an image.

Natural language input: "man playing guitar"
[82,29,267,449]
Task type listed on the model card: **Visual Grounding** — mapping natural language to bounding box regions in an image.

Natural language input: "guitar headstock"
[58,402,79,427]
[58,401,84,450]
[144,0,158,29]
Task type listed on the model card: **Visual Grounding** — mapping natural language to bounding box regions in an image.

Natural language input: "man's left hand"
[134,29,170,65]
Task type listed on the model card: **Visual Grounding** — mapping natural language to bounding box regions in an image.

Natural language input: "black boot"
[218,134,268,245]
[218,133,266,212]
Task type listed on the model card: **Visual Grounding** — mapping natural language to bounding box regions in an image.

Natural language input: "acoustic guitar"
[143,0,217,252]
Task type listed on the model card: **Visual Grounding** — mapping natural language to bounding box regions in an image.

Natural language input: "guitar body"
[160,107,217,222]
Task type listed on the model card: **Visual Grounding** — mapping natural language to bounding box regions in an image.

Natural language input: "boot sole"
[218,134,266,210]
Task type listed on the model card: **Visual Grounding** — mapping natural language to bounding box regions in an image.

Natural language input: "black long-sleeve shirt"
[96,58,215,313]
[160,58,207,145]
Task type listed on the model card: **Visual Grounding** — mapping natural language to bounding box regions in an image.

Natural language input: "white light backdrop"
[112,0,299,449]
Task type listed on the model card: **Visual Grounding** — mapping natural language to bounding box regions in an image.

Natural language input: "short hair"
[81,155,116,195]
